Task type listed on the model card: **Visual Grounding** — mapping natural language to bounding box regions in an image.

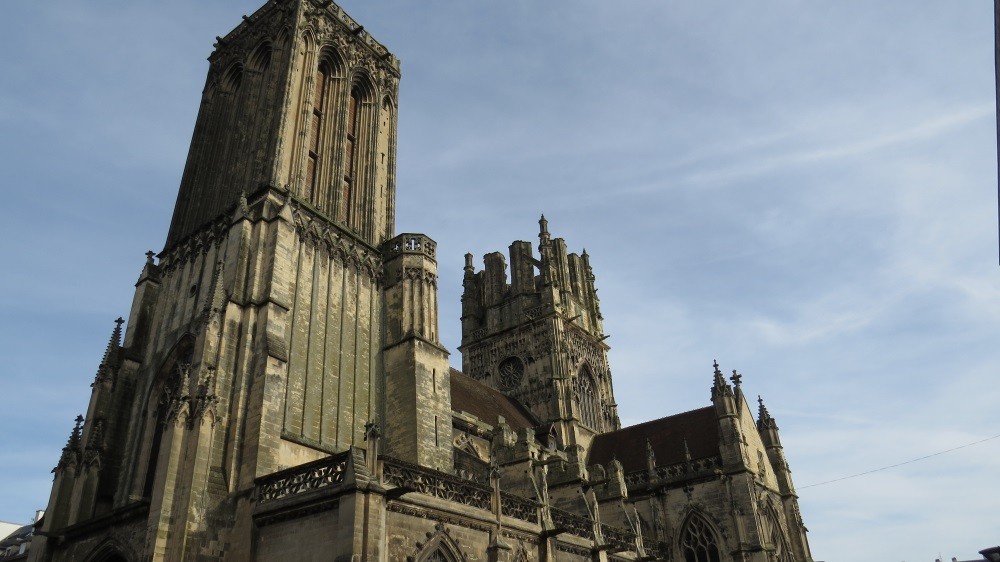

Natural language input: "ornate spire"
[711,360,733,399]
[757,395,778,430]
[55,414,85,472]
[93,318,124,386]
[68,415,84,450]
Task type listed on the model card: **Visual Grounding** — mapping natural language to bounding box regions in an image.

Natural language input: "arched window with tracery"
[424,550,451,562]
[577,364,601,430]
[680,514,721,562]
[764,505,793,562]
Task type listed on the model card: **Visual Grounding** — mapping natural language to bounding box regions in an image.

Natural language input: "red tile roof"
[449,368,538,430]
[588,407,720,473]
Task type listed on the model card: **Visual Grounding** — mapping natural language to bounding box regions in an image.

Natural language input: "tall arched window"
[339,85,362,224]
[680,514,721,562]
[765,506,793,562]
[577,364,600,430]
[305,63,331,204]
[140,338,193,499]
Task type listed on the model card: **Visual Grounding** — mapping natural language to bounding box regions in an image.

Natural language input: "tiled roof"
[449,368,538,430]
[588,406,720,474]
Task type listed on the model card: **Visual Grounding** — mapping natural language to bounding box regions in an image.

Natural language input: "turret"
[757,395,814,561]
[381,234,453,470]
[757,396,793,494]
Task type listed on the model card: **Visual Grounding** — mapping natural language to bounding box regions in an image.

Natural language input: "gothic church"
[30,1,814,561]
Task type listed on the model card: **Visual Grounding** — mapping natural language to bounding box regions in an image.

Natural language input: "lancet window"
[577,364,600,430]
[339,85,362,224]
[305,62,332,204]
[140,339,193,498]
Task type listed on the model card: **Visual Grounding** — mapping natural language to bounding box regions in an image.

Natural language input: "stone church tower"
[30,1,816,561]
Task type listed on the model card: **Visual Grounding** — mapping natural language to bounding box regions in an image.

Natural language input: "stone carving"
[562,323,608,376]
[386,503,494,534]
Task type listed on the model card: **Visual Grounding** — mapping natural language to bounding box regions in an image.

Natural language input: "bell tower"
[32,1,401,560]
[459,216,620,451]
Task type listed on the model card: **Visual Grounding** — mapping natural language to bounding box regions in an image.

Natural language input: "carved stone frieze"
[562,323,609,376]
[553,542,590,557]
[289,199,383,281]
[159,215,231,273]
[466,322,553,383]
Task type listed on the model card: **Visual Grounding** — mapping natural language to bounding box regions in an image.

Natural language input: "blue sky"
[1,1,998,560]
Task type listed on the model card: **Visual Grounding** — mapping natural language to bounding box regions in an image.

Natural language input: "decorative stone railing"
[255,454,654,556]
[501,493,539,524]
[622,455,723,488]
[550,507,594,540]
[601,524,637,553]
[256,451,351,504]
[382,458,491,511]
[382,233,437,261]
[383,459,544,525]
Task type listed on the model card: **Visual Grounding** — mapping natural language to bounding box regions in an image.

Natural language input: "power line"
[799,432,1000,489]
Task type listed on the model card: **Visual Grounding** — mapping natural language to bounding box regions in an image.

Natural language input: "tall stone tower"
[31,1,411,559]
[459,216,621,451]
[29,2,817,561]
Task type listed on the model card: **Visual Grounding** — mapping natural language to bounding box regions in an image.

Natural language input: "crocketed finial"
[94,318,124,385]
[711,360,733,400]
[730,369,742,387]
[68,415,84,449]
[757,395,778,430]
[145,250,155,264]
